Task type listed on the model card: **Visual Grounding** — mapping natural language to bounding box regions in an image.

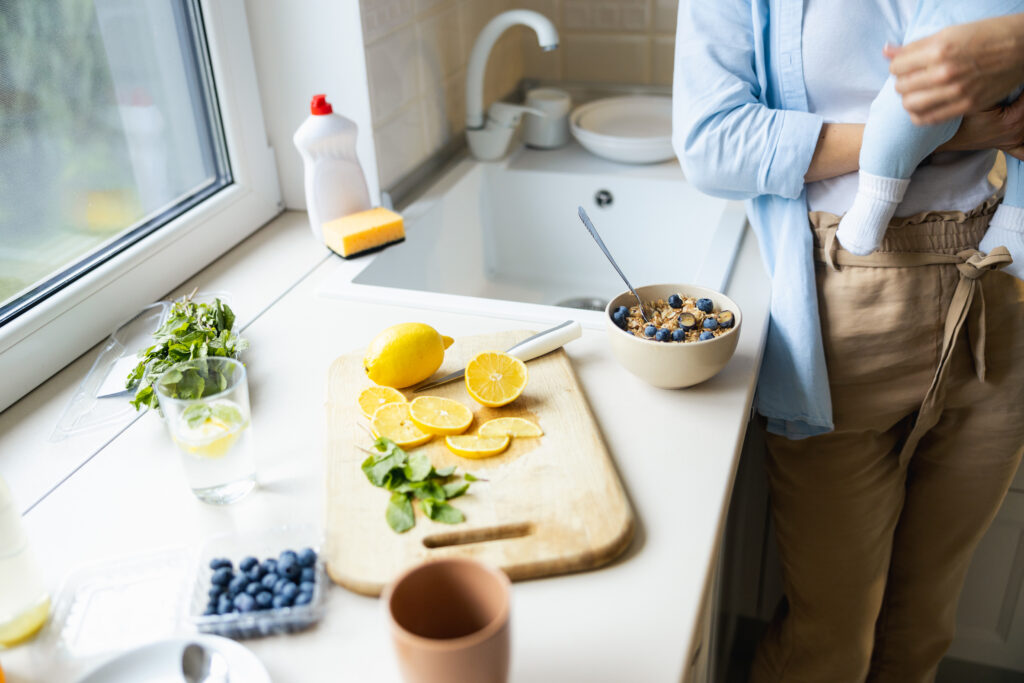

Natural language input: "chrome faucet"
[466,9,559,160]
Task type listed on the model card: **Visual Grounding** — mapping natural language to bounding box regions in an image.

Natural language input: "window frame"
[0,0,282,412]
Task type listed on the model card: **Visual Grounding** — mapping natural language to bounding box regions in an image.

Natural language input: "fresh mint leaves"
[361,436,475,533]
[128,295,247,411]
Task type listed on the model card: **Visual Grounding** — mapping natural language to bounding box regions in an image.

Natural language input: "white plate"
[75,635,270,683]
[569,96,674,164]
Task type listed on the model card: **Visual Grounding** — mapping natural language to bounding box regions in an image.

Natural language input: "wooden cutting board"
[324,330,634,596]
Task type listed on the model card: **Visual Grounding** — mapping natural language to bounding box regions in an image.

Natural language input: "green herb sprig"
[128,294,247,411]
[361,437,477,533]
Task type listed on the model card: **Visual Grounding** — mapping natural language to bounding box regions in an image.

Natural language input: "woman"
[673,2,1024,681]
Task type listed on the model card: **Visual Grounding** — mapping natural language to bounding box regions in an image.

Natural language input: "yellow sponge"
[322,207,405,258]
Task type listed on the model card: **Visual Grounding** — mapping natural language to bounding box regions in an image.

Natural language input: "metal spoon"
[182,642,230,683]
[577,206,651,323]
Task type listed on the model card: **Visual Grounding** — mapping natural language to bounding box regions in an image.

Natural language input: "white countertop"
[0,209,770,682]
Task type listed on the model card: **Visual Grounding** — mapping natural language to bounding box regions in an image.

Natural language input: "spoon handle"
[577,206,649,322]
[577,207,636,292]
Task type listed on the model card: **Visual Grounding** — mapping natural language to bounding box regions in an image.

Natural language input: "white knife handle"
[506,321,582,362]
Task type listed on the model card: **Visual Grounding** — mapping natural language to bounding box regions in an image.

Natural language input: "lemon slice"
[465,351,528,407]
[478,417,543,438]
[445,434,511,459]
[0,595,49,647]
[371,402,433,448]
[408,396,473,435]
[357,385,407,419]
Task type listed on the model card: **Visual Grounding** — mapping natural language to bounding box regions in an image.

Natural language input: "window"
[0,0,281,412]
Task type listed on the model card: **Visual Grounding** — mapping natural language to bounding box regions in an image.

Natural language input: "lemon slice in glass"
[408,396,473,435]
[0,596,50,647]
[478,417,543,438]
[357,385,407,419]
[445,434,511,459]
[371,402,433,448]
[465,351,528,407]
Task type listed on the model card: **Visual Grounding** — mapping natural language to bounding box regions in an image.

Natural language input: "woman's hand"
[885,15,1024,125]
[940,96,1024,160]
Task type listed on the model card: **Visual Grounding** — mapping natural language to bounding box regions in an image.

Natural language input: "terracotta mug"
[384,558,511,683]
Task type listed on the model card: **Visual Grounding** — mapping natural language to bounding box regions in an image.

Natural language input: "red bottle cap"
[310,94,333,116]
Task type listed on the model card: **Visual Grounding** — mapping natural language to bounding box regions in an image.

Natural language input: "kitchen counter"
[0,208,771,682]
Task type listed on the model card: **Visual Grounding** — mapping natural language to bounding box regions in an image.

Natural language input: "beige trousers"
[750,200,1024,683]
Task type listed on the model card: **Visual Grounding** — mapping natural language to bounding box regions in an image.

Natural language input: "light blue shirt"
[672,0,831,438]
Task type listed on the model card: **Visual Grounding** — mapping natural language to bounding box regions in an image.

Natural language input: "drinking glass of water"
[155,357,256,504]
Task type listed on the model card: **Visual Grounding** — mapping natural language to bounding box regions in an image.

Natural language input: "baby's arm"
[836,77,961,255]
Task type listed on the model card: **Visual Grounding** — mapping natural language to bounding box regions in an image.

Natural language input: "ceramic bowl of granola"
[604,284,742,388]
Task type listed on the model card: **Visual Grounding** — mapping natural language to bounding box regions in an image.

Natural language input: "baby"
[835,0,1024,280]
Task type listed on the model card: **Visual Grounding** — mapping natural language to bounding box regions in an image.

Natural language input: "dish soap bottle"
[0,476,49,647]
[293,93,371,243]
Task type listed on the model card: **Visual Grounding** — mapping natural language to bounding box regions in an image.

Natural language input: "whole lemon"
[364,323,454,388]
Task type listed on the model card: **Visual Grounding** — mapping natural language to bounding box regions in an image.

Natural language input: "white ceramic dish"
[570,96,674,164]
[74,634,270,683]
[605,284,742,388]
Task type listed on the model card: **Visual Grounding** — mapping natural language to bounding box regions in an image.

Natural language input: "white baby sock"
[980,204,1024,281]
[836,171,910,256]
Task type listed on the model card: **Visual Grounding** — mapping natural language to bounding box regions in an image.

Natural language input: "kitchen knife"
[412,320,582,392]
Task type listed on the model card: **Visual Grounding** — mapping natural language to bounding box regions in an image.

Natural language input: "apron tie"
[814,238,1012,465]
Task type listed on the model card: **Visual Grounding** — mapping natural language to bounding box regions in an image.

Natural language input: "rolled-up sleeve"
[672,0,822,201]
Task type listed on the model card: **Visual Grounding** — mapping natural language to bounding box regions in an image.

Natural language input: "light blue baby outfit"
[837,0,1024,280]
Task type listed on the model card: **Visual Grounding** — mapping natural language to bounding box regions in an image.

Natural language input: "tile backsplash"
[359,0,677,189]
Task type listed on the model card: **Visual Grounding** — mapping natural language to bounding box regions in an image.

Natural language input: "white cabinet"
[946,488,1024,670]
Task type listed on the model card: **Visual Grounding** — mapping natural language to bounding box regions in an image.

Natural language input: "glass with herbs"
[155,357,255,504]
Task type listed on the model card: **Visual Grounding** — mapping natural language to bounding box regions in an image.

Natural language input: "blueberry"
[696,298,713,313]
[272,594,291,609]
[239,556,258,572]
[210,567,232,586]
[217,594,233,614]
[255,591,273,609]
[643,325,657,338]
[261,573,279,590]
[299,581,316,594]
[234,593,256,613]
[273,578,290,595]
[206,598,219,612]
[699,330,715,341]
[677,313,697,331]
[208,585,224,599]
[282,563,302,581]
[209,558,232,571]
[655,328,671,342]
[300,567,316,583]
[262,559,278,575]
[615,305,628,316]
[246,565,265,581]
[668,294,682,308]
[294,591,313,606]
[281,582,299,601]
[702,317,719,331]
[717,311,735,329]
[227,574,248,596]
[245,581,262,596]
[611,309,627,329]
[278,550,298,566]
[672,329,686,342]
[203,605,217,616]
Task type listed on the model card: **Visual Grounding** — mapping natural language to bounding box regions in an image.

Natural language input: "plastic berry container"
[187,524,327,639]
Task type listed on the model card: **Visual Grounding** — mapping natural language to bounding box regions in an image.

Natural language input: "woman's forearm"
[804,124,864,183]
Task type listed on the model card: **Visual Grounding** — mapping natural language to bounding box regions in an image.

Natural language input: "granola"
[610,294,735,343]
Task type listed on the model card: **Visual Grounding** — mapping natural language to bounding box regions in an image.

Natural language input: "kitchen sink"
[319,142,748,328]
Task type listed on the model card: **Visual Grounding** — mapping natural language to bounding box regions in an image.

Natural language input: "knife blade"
[412,320,582,392]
